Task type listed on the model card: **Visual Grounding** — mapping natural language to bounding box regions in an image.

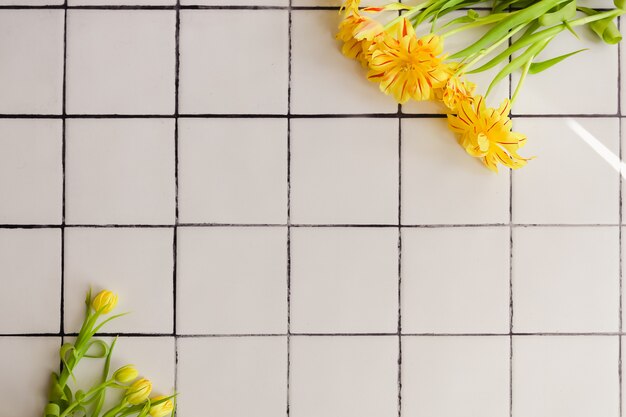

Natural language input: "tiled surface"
[402,336,510,417]
[0,337,61,415]
[179,10,289,114]
[0,3,624,417]
[513,336,620,417]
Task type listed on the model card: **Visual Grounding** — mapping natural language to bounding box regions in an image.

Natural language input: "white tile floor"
[0,2,624,417]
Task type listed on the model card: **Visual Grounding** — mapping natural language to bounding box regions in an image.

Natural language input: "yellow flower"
[339,0,360,15]
[337,14,383,67]
[439,75,476,111]
[367,19,450,103]
[91,290,118,314]
[447,96,529,172]
[149,396,174,417]
[113,365,138,384]
[125,378,152,405]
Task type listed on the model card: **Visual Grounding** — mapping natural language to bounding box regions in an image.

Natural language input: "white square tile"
[291,118,398,224]
[290,336,397,417]
[178,118,288,224]
[403,336,509,417]
[290,11,397,114]
[401,119,510,225]
[0,229,61,333]
[69,336,175,410]
[182,0,286,6]
[66,119,175,225]
[402,227,510,334]
[70,0,173,4]
[513,227,619,333]
[0,10,64,114]
[64,227,174,333]
[514,336,619,417]
[66,10,175,115]
[177,227,287,334]
[512,24,618,115]
[513,118,619,224]
[0,337,60,416]
[179,10,288,114]
[0,0,62,3]
[622,21,626,115]
[0,119,62,224]
[403,11,509,115]
[291,228,398,333]
[291,0,386,8]
[178,337,287,417]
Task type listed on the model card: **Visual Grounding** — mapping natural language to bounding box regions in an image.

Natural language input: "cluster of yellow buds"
[337,0,624,171]
[44,290,176,417]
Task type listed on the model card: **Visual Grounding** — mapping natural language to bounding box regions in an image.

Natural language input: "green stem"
[440,11,513,38]
[569,8,624,27]
[511,57,532,104]
[458,22,527,73]
[58,312,101,387]
[92,337,117,417]
[102,400,128,417]
[383,0,437,30]
[58,380,114,417]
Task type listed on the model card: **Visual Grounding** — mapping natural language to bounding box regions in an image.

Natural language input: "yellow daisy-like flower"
[367,19,450,104]
[447,96,529,172]
[439,75,476,111]
[336,14,383,67]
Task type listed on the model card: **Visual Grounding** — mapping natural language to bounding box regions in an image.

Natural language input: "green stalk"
[456,22,527,73]
[383,0,438,30]
[440,12,512,38]
[511,58,532,104]
[58,380,115,417]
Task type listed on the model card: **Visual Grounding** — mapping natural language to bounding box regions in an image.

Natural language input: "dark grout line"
[397,109,402,417]
[6,331,626,337]
[2,223,624,229]
[0,4,500,10]
[618,17,623,417]
[286,1,293,416]
[173,0,181,398]
[0,112,623,119]
[59,0,68,342]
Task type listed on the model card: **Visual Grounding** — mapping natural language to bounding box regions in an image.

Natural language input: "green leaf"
[44,403,60,417]
[436,9,480,32]
[63,384,73,404]
[579,6,623,44]
[59,343,78,385]
[450,0,569,59]
[528,48,587,74]
[430,0,468,29]
[47,373,64,402]
[538,0,576,26]
[468,23,564,74]
[486,37,551,96]
[90,312,129,336]
[616,0,626,9]
[83,339,109,359]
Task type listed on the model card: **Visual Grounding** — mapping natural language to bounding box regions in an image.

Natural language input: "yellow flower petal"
[447,96,530,171]
[366,20,450,104]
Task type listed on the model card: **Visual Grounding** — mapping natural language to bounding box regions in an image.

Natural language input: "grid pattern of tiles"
[0,1,624,416]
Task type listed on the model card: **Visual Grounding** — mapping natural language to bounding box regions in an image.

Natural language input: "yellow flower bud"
[149,396,174,417]
[92,290,118,314]
[125,378,152,405]
[113,365,138,384]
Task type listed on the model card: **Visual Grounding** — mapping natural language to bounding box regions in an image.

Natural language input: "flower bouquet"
[43,290,175,417]
[336,0,624,171]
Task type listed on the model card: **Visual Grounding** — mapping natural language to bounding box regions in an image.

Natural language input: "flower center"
[477,132,490,152]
